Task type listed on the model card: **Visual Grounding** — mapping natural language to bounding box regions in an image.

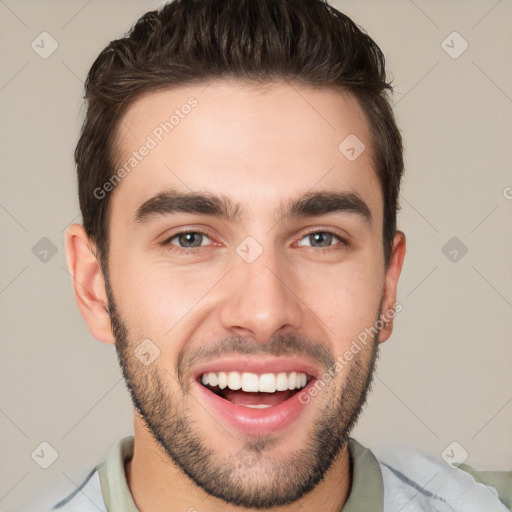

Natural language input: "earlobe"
[64,223,116,345]
[378,230,406,343]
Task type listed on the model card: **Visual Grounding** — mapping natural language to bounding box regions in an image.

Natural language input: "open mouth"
[197,371,313,409]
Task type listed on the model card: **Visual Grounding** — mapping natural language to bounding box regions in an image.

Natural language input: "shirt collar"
[344,438,384,512]
[97,435,384,512]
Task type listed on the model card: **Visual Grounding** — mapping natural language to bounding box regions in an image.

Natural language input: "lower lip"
[194,378,317,437]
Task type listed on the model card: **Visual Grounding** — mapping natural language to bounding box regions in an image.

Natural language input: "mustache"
[177,333,336,380]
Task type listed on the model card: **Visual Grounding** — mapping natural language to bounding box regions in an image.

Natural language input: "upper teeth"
[201,371,308,393]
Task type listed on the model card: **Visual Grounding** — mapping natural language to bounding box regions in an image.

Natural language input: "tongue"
[223,389,295,407]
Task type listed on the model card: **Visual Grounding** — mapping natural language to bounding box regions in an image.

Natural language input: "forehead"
[109,80,382,226]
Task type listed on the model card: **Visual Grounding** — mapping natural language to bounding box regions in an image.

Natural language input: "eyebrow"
[132,188,372,226]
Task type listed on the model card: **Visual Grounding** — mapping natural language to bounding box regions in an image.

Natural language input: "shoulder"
[22,467,107,512]
[372,442,511,512]
[50,467,106,512]
[22,436,134,511]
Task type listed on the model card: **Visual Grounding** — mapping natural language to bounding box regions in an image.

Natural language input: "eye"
[160,228,348,256]
[296,230,347,252]
[161,230,213,254]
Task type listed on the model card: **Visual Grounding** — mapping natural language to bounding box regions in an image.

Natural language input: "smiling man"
[51,1,511,511]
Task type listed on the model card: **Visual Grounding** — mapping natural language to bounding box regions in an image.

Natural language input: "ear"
[378,230,406,343]
[64,223,116,345]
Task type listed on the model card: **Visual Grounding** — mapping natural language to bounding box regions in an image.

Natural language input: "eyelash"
[160,228,348,256]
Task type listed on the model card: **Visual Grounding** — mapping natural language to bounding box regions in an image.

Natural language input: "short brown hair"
[75,0,404,274]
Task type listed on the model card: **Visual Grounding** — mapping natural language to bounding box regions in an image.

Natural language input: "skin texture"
[65,80,406,512]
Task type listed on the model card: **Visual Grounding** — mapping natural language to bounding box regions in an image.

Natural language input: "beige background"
[1,0,511,510]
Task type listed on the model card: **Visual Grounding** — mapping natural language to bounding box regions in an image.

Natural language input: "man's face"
[103,81,395,507]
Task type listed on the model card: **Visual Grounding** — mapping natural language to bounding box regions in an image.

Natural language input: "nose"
[218,243,304,343]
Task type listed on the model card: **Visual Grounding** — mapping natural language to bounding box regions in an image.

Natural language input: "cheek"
[112,258,215,345]
[302,264,383,348]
